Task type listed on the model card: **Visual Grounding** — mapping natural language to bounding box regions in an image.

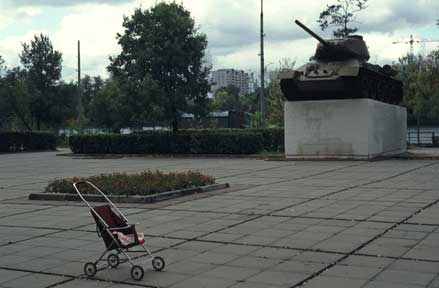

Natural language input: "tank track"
[357,67,403,105]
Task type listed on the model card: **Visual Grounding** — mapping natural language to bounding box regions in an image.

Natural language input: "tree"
[395,50,439,126]
[247,111,265,128]
[109,3,210,132]
[19,34,62,130]
[88,78,130,131]
[0,56,8,129]
[88,80,120,130]
[0,68,32,130]
[81,75,104,121]
[318,0,368,38]
[50,81,78,128]
[241,87,259,113]
[212,85,241,111]
[266,59,295,127]
[0,56,5,72]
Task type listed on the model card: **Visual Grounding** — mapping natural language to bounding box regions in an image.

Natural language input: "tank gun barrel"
[295,20,329,47]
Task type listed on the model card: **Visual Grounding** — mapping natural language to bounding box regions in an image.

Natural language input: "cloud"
[0,30,47,68]
[1,0,438,80]
[0,1,144,78]
[186,0,329,55]
[5,0,134,7]
[0,3,47,32]
[360,0,439,33]
[51,2,145,79]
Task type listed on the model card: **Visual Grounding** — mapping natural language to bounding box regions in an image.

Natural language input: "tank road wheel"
[152,256,165,271]
[107,253,120,268]
[84,262,97,277]
[131,265,144,281]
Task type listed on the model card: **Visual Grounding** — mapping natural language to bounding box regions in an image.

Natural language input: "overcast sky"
[1,0,439,81]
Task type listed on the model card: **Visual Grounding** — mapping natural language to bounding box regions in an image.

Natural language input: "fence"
[407,131,437,146]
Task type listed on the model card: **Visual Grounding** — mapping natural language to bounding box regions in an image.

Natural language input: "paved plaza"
[1,151,439,287]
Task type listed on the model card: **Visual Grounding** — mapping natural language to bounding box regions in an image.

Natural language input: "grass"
[46,170,215,196]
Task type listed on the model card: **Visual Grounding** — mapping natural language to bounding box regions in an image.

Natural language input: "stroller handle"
[73,181,129,224]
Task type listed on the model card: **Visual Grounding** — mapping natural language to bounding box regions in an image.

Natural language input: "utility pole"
[77,40,83,125]
[259,0,265,123]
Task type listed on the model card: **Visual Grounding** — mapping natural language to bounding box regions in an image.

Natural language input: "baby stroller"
[73,181,165,281]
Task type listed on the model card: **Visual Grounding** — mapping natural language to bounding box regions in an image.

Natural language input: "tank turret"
[279,20,403,105]
[295,20,370,62]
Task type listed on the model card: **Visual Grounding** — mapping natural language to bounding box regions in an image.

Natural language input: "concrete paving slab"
[303,275,368,288]
[372,269,437,287]
[245,270,309,286]
[0,273,70,288]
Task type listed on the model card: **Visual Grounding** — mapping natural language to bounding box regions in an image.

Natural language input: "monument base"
[284,99,407,160]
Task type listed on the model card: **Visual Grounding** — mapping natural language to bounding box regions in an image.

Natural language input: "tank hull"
[280,62,403,105]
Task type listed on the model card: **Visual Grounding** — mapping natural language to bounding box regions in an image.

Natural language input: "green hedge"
[0,131,57,152]
[69,131,267,155]
[137,128,285,152]
[251,129,284,152]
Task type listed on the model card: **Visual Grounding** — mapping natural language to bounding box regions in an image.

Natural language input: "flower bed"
[46,170,215,196]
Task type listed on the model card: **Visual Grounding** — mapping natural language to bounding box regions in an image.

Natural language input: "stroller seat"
[92,204,144,249]
[112,231,145,246]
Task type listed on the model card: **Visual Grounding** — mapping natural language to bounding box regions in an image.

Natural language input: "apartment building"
[211,69,253,96]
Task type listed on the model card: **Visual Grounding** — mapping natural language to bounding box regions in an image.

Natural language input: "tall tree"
[88,78,128,131]
[50,81,78,128]
[0,68,32,131]
[81,75,104,120]
[0,56,7,129]
[318,0,368,38]
[19,34,62,130]
[108,3,210,132]
[396,50,439,125]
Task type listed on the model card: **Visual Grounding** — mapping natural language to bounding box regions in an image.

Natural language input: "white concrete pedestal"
[284,99,407,160]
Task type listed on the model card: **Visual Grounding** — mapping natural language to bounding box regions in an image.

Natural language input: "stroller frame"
[73,181,165,281]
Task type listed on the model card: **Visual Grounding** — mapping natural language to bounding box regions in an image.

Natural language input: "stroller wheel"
[152,256,165,271]
[84,262,97,277]
[131,265,144,281]
[107,253,120,268]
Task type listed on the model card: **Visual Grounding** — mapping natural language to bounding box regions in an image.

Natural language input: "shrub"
[46,170,215,196]
[57,135,69,147]
[69,131,266,155]
[0,131,56,152]
[178,128,284,152]
[253,128,284,152]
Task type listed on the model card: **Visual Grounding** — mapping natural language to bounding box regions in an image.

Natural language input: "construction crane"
[393,34,439,56]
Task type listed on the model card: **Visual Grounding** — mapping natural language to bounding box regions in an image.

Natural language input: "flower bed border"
[28,183,229,203]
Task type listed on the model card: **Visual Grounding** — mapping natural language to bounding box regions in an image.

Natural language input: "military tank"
[280,20,403,105]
